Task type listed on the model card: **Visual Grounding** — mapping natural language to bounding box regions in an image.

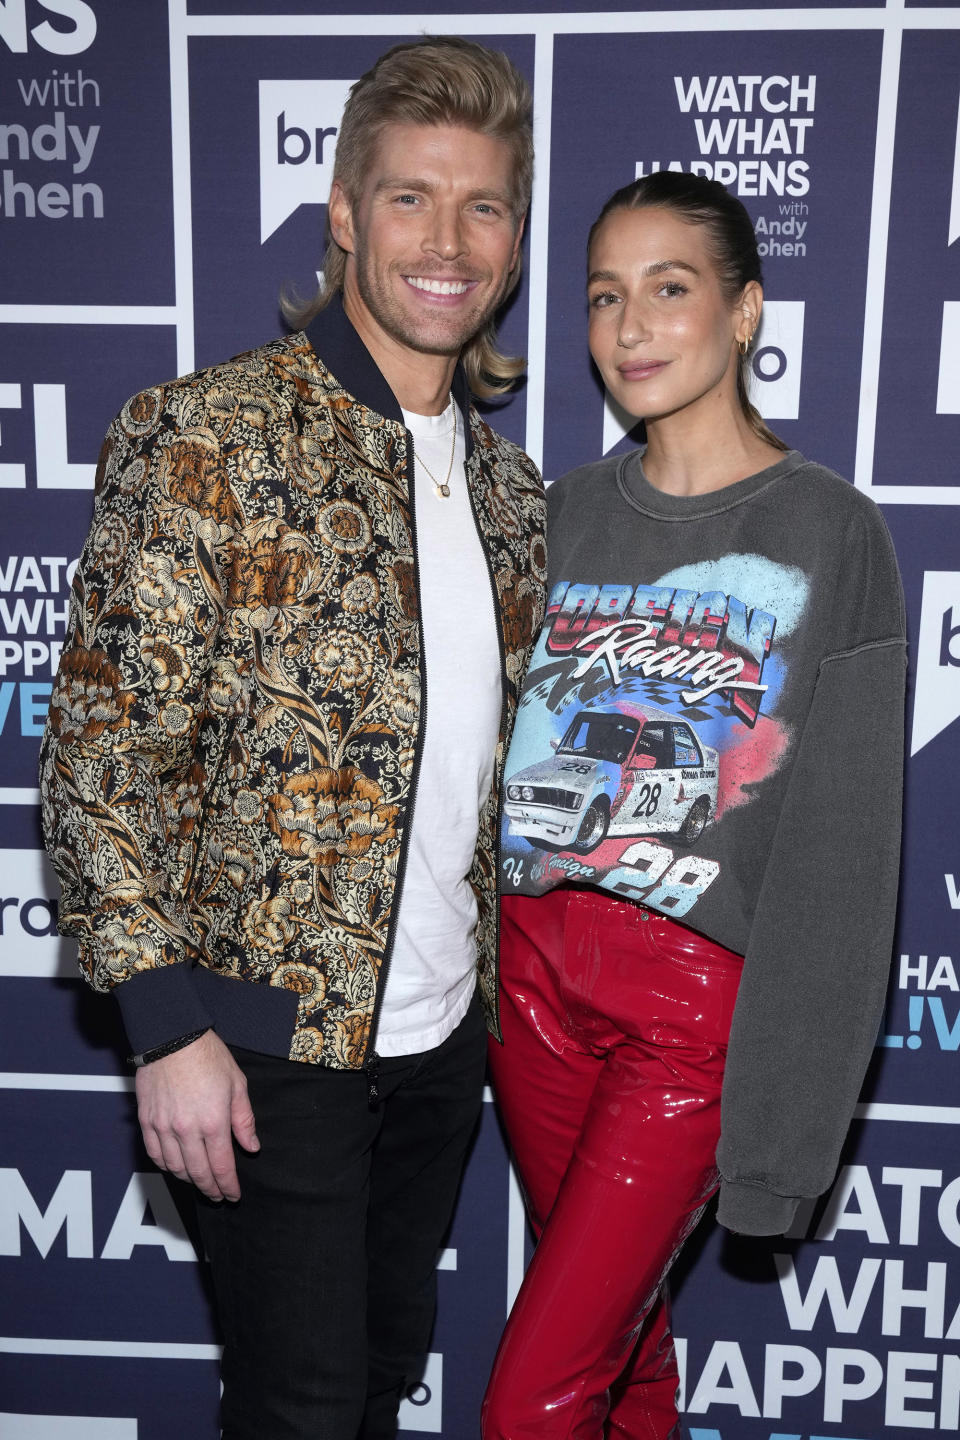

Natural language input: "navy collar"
[302,295,474,459]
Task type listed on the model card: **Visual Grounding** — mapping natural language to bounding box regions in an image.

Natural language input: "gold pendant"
[436,483,450,498]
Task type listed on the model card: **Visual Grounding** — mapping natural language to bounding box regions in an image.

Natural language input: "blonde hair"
[283,36,533,400]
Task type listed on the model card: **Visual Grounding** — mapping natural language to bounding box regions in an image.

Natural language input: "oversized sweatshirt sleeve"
[38,392,237,1054]
[716,502,906,1236]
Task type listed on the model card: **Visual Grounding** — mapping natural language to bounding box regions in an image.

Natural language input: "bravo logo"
[399,1353,442,1433]
[745,300,804,421]
[259,78,355,244]
[602,300,804,454]
[911,572,960,755]
[0,847,74,978]
[0,0,96,54]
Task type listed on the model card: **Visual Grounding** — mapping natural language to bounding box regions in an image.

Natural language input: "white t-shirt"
[374,399,501,1055]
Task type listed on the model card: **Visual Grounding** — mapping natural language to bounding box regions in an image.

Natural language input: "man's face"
[330,122,525,362]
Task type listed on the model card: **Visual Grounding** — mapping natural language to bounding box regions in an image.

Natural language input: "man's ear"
[328,180,355,254]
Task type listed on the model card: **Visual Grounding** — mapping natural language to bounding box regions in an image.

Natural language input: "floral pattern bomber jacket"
[39,299,547,1068]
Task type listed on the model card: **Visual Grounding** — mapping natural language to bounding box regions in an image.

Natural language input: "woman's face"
[587,205,752,427]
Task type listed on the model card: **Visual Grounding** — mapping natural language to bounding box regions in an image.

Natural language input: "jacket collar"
[302,295,475,460]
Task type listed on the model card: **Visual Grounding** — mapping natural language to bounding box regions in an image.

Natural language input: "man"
[39,36,544,1440]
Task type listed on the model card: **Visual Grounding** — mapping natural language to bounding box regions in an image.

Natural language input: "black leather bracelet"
[128,1027,210,1068]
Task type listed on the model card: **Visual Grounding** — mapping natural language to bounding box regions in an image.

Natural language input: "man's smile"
[404,275,475,296]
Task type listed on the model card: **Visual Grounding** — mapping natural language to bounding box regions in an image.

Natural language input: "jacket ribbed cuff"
[716,1179,801,1236]
[114,963,214,1055]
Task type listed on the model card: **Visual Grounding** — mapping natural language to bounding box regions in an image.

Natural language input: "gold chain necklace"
[412,405,458,499]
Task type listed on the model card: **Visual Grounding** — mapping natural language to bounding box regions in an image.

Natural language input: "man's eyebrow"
[374,175,434,194]
[587,259,701,284]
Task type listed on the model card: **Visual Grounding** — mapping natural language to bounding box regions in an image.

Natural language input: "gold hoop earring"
[737,336,750,357]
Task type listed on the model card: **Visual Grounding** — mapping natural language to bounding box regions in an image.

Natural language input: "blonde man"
[41,37,544,1439]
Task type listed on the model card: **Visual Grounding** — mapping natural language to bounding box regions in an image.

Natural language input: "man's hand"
[135,1030,259,1201]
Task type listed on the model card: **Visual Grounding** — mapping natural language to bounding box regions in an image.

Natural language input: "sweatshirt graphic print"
[502,554,808,926]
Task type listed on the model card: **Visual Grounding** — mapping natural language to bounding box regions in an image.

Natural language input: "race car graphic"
[504,706,719,854]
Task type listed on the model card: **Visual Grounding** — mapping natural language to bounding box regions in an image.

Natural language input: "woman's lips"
[617,359,668,381]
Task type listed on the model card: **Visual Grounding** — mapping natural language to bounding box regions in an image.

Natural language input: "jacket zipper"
[463,438,510,1044]
[362,424,429,1079]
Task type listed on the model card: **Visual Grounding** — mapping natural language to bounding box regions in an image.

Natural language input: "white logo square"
[259,79,356,243]
[911,571,960,756]
[746,299,805,421]
[0,848,73,978]
[399,1352,442,1432]
[937,301,960,415]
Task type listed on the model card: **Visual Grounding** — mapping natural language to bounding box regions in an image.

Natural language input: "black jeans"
[195,993,487,1440]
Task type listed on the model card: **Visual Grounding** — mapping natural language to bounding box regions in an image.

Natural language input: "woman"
[483,171,906,1439]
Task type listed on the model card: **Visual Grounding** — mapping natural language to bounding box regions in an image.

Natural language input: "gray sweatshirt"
[501,448,906,1235]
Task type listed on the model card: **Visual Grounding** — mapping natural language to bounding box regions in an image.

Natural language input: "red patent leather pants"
[483,888,743,1440]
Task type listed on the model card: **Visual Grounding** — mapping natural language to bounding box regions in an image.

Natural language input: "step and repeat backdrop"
[2,1,960,1437]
